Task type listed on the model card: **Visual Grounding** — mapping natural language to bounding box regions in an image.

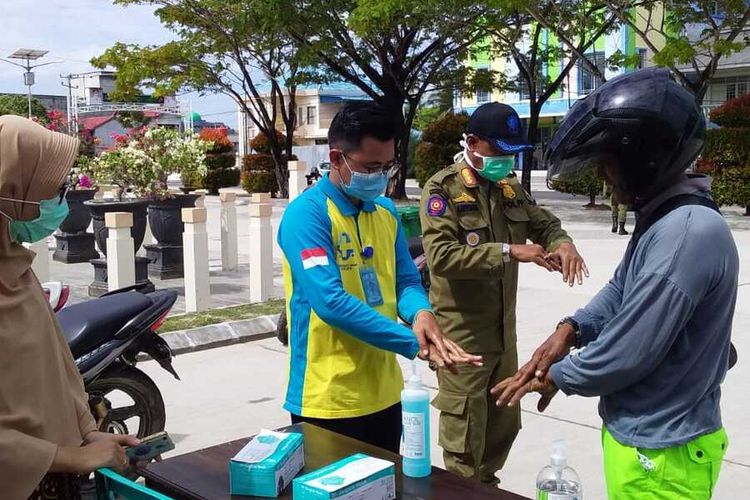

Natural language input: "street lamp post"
[1,49,60,119]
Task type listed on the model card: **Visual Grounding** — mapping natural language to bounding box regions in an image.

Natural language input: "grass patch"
[160,299,285,333]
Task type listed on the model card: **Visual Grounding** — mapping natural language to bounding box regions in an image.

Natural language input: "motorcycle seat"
[59,291,153,359]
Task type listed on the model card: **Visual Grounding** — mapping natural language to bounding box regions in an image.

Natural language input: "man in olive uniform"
[609,186,629,235]
[420,103,588,485]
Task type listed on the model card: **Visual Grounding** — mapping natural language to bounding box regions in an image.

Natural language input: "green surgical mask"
[1,195,70,244]
[464,148,515,182]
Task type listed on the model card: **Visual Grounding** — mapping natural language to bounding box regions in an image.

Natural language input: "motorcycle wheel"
[87,365,166,438]
[277,307,288,346]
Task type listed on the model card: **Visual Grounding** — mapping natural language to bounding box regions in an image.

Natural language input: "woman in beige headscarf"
[0,115,139,500]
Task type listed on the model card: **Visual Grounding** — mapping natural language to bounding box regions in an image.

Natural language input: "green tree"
[605,0,750,103]
[0,95,48,122]
[549,168,604,207]
[477,0,620,192]
[93,0,318,198]
[415,112,470,186]
[281,0,487,198]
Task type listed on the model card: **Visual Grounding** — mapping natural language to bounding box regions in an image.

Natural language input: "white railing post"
[288,160,308,200]
[105,212,135,291]
[220,192,238,271]
[182,207,210,312]
[248,193,273,302]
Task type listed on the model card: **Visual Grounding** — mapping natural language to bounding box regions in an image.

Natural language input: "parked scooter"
[43,282,179,438]
[275,236,430,345]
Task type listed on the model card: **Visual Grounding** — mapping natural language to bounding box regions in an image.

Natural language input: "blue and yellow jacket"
[277,175,430,419]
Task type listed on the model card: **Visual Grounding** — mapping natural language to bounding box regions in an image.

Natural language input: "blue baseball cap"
[467,102,532,154]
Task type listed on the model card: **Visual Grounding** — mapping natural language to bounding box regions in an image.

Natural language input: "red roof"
[80,113,115,131]
[144,110,161,118]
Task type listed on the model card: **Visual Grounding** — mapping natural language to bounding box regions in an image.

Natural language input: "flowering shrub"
[45,110,67,132]
[90,127,211,199]
[89,146,157,199]
[199,127,233,154]
[710,94,750,128]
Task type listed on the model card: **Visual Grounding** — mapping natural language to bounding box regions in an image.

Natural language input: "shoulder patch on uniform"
[452,192,476,204]
[460,167,478,188]
[427,194,447,217]
[498,180,516,200]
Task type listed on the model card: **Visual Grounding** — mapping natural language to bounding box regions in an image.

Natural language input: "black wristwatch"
[557,317,581,349]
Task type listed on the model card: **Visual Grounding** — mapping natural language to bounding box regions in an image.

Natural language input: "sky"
[0,0,237,125]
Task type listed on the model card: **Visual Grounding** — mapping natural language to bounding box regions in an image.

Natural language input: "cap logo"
[507,114,520,135]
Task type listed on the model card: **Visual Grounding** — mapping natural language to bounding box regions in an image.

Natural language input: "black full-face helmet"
[546,68,705,197]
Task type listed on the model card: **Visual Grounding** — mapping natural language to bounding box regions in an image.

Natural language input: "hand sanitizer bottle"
[536,440,582,500]
[401,360,431,478]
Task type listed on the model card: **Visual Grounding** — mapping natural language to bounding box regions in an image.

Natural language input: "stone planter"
[84,198,153,297]
[145,194,200,279]
[53,189,99,264]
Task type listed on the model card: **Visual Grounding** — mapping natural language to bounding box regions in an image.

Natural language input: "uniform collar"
[318,174,377,216]
[457,160,481,189]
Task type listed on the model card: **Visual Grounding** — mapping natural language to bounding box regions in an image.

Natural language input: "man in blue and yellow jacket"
[278,102,481,453]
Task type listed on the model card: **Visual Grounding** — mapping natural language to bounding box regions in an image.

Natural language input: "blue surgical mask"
[340,156,389,202]
[2,195,70,244]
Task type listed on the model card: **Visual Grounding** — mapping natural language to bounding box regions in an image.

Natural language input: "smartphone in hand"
[126,431,175,463]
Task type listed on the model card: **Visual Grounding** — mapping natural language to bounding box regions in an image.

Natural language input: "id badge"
[359,266,384,306]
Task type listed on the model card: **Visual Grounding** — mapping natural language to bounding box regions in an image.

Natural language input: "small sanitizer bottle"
[536,440,582,500]
[401,360,431,478]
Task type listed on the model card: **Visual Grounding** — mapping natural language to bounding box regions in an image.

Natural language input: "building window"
[637,49,647,69]
[708,1,722,18]
[297,107,304,125]
[579,51,606,95]
[519,78,530,100]
[476,88,491,104]
[726,83,736,101]
[516,67,549,101]
[306,106,317,126]
[710,75,750,103]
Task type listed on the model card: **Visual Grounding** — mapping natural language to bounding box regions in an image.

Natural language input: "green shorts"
[602,427,728,499]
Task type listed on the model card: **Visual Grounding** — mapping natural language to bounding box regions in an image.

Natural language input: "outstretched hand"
[413,311,482,374]
[491,371,559,412]
[546,242,589,287]
[490,324,575,408]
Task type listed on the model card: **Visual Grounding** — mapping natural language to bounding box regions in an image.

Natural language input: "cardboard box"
[230,430,304,497]
[293,453,396,500]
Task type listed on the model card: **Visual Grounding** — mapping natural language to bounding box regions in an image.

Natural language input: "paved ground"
[91,173,750,499]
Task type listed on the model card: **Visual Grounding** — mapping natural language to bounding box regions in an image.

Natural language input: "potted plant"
[53,167,100,263]
[85,144,157,296]
[139,128,211,278]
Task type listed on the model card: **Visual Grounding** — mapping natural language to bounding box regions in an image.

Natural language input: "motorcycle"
[43,282,179,438]
[275,236,430,345]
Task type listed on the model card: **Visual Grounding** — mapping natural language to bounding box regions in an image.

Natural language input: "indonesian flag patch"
[301,247,329,269]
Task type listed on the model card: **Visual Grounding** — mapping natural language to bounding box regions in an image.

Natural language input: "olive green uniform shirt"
[420,161,572,353]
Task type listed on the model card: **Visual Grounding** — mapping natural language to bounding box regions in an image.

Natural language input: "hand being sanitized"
[401,360,431,478]
[536,440,582,500]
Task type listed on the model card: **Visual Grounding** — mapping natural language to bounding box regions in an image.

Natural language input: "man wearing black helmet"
[493,68,739,498]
